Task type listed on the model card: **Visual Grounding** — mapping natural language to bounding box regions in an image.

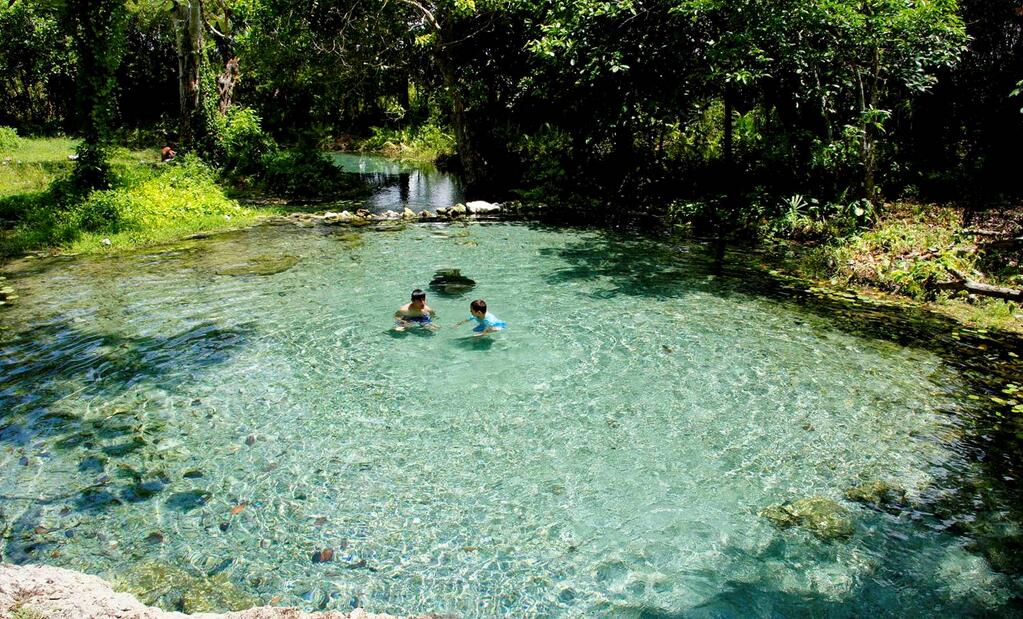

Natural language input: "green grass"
[1,140,277,258]
[0,135,159,198]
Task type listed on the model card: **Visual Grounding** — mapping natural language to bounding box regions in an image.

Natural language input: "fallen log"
[931,279,1023,301]
[931,265,1023,301]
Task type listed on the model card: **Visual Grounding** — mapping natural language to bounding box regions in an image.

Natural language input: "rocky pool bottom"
[1,221,1022,617]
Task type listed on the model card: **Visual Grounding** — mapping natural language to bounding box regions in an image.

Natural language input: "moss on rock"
[760,496,855,541]
[114,561,257,613]
[844,480,907,507]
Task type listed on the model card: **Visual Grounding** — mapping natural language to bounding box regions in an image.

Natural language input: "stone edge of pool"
[0,564,438,619]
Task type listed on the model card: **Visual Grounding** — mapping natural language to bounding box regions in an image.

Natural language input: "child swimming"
[455,299,507,336]
[394,289,437,331]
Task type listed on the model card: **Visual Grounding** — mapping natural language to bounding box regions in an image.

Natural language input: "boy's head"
[411,289,426,307]
[470,299,487,317]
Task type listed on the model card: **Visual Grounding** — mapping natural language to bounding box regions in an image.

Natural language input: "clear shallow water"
[329,153,464,213]
[0,222,1020,617]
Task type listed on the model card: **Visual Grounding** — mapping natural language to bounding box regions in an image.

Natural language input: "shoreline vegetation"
[1,134,1019,336]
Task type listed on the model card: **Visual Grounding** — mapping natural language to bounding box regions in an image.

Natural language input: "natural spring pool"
[1,221,1021,617]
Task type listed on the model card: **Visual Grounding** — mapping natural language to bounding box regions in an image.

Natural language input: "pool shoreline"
[0,563,427,619]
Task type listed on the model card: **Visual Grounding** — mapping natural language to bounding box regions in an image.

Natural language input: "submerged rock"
[216,255,299,276]
[844,480,907,508]
[429,268,476,296]
[114,561,257,613]
[760,496,855,541]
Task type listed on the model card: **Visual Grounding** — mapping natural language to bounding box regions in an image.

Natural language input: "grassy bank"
[766,201,1023,333]
[0,135,278,259]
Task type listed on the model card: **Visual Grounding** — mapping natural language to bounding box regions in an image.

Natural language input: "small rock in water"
[219,522,230,532]
[245,434,256,446]
[18,456,29,466]
[429,268,476,296]
[145,532,165,544]
[314,516,328,526]
[191,399,202,406]
[183,469,204,479]
[312,548,335,563]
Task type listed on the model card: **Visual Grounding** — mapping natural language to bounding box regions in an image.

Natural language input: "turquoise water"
[0,222,1020,616]
[329,152,464,212]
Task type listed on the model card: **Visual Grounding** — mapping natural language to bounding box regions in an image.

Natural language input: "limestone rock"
[429,268,476,296]
[0,563,424,618]
[418,210,433,218]
[402,208,417,219]
[448,204,467,217]
[466,200,500,214]
[760,496,855,541]
[844,480,906,507]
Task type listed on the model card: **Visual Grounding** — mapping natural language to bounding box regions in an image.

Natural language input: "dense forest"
[0,0,1021,251]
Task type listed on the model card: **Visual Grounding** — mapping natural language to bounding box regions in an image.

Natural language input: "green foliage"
[0,126,22,153]
[221,107,278,174]
[67,0,128,190]
[259,149,366,198]
[791,202,974,300]
[0,1,76,131]
[510,127,572,202]
[358,123,455,161]
[0,155,266,256]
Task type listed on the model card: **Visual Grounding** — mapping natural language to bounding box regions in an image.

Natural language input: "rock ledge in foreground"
[0,563,431,619]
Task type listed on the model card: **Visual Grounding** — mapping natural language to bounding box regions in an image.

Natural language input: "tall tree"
[819,0,966,203]
[67,0,127,189]
[171,0,208,150]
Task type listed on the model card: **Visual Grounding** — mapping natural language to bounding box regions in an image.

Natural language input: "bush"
[259,148,366,198]
[0,155,249,256]
[0,126,22,153]
[73,154,239,233]
[358,123,455,160]
[221,107,278,174]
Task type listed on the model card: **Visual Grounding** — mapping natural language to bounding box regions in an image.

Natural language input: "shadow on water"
[451,334,496,351]
[541,227,1023,590]
[0,318,252,558]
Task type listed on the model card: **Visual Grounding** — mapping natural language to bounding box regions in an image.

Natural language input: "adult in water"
[394,289,438,331]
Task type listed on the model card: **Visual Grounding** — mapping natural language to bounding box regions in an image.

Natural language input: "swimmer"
[455,299,506,336]
[394,289,437,331]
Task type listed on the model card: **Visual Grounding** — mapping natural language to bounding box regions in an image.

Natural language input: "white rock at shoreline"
[465,201,500,214]
[0,564,423,619]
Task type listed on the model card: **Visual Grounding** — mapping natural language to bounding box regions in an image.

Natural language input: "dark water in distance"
[329,152,464,213]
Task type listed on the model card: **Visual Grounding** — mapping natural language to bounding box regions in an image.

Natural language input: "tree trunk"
[435,47,485,191]
[723,84,734,172]
[217,57,239,114]
[173,0,204,149]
